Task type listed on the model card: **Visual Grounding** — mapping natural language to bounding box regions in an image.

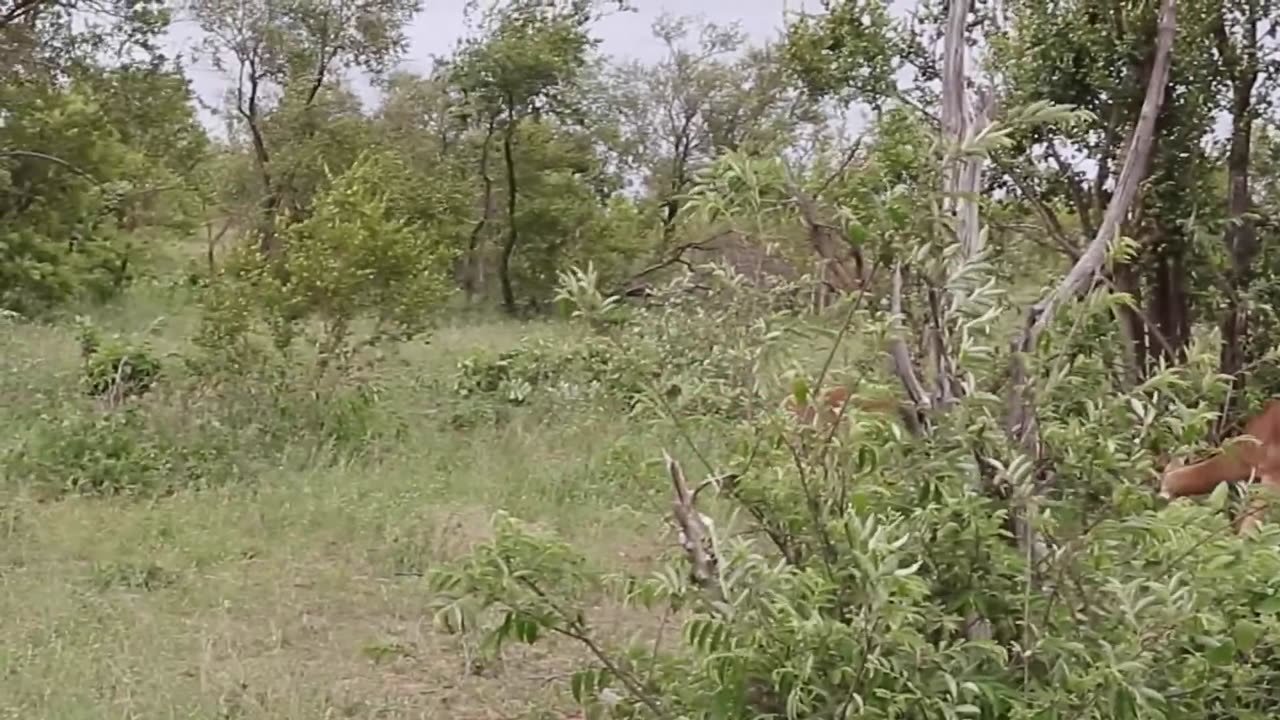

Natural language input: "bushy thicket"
[428,265,1280,719]
[0,152,451,499]
[453,264,836,428]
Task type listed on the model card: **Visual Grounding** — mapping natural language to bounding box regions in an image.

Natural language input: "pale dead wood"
[666,453,723,604]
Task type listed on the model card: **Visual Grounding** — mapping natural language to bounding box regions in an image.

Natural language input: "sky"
[169,0,820,132]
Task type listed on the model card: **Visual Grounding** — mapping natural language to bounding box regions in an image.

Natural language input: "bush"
[453,263,828,428]
[77,321,163,400]
[194,149,459,374]
[2,402,242,498]
[428,267,1280,719]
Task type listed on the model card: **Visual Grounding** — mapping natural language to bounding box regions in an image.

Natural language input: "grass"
[0,287,683,719]
[0,245,982,718]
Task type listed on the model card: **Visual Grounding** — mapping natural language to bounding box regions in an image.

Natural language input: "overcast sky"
[170,0,826,131]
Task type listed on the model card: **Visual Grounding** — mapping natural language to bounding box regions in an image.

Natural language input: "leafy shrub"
[452,336,659,409]
[432,378,1280,719]
[194,149,458,373]
[429,259,1280,719]
[77,322,163,400]
[453,262,824,431]
[2,402,242,498]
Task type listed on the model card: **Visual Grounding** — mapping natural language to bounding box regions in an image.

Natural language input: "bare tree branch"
[0,149,99,182]
[1007,0,1177,451]
[666,453,724,604]
[0,0,47,27]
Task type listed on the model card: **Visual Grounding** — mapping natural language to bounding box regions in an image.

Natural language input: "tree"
[608,15,831,249]
[1,0,209,313]
[189,0,419,255]
[1211,0,1280,425]
[449,0,614,314]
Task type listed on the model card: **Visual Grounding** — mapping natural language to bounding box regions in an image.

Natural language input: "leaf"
[857,445,878,473]
[847,222,869,246]
[1208,481,1231,511]
[1256,595,1280,614]
[1233,620,1263,652]
[1206,638,1236,666]
[893,560,922,577]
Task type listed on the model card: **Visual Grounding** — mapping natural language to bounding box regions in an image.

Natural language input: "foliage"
[448,0,618,311]
[432,270,1280,718]
[2,400,243,498]
[12,0,1280,716]
[783,0,919,107]
[195,149,459,370]
[0,85,179,314]
[76,320,163,401]
[1,0,208,315]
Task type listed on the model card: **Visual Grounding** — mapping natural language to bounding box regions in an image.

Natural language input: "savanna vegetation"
[7,0,1280,717]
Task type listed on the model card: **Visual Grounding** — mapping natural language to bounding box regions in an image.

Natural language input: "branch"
[0,0,46,27]
[607,232,738,296]
[813,133,865,198]
[1007,0,1177,445]
[0,149,99,183]
[781,163,865,292]
[515,576,670,719]
[887,262,932,435]
[666,453,724,604]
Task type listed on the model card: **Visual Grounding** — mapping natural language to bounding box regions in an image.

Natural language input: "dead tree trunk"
[887,0,992,415]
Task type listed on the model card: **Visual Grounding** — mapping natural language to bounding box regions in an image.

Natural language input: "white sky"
[167,0,829,131]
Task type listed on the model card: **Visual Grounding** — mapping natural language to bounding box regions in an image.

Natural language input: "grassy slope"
[0,287,676,719]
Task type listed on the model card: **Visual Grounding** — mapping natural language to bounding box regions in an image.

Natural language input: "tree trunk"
[1146,228,1191,363]
[1215,6,1260,431]
[1112,260,1147,383]
[499,109,519,315]
[238,68,281,259]
[1009,0,1177,454]
[464,117,497,301]
[246,120,279,257]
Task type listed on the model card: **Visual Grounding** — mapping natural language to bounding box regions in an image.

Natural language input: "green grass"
[0,290,681,719]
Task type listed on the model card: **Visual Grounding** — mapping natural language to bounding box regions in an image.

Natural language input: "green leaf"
[1206,639,1236,666]
[1233,620,1263,652]
[1208,481,1231,511]
[857,445,878,473]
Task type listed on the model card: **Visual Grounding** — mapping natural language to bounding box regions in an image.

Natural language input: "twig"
[515,576,670,718]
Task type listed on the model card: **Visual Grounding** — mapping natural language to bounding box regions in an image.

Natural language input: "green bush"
[428,270,1280,719]
[81,340,162,400]
[2,403,242,498]
[453,263,823,428]
[193,149,459,374]
[75,319,163,400]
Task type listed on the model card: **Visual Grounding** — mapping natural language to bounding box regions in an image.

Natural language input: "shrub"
[193,149,459,374]
[77,322,163,401]
[2,402,242,498]
[428,267,1280,719]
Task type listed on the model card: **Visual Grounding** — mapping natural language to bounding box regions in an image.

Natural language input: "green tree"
[196,149,463,370]
[608,14,830,248]
[190,0,419,255]
[1,0,209,313]
[449,0,616,314]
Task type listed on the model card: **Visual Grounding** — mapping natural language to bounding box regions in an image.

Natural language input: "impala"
[1158,399,1280,534]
